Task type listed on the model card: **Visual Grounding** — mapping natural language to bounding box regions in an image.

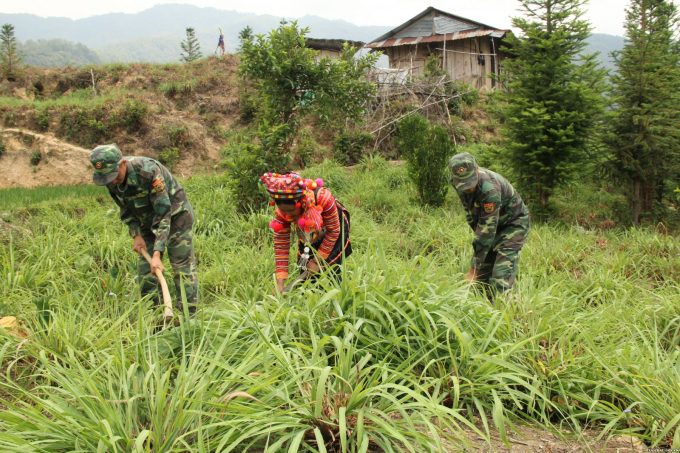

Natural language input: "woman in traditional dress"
[259,172,352,293]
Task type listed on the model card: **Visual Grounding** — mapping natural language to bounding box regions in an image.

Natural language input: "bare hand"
[465,267,478,283]
[133,235,147,255]
[151,251,165,274]
[306,259,320,273]
[274,278,285,295]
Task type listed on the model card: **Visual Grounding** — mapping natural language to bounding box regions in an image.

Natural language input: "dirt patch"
[446,423,646,452]
[0,58,243,189]
[1,128,93,188]
[0,126,223,189]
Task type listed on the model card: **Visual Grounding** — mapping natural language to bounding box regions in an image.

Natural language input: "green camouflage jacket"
[106,157,192,253]
[458,168,530,268]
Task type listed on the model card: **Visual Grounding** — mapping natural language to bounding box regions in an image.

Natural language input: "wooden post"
[90,69,97,96]
[443,34,447,75]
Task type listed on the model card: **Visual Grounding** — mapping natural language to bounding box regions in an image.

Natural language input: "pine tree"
[237,26,253,54]
[605,0,680,226]
[496,0,607,214]
[0,23,23,81]
[180,27,201,63]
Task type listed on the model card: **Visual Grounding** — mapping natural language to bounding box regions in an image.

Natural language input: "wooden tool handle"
[140,249,174,319]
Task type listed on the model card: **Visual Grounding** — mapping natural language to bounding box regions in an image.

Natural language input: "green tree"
[237,26,253,54]
[239,21,378,147]
[605,0,680,226]
[180,27,202,63]
[230,21,378,211]
[395,114,452,207]
[0,23,23,81]
[496,0,607,214]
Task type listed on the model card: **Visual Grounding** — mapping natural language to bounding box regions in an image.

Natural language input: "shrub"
[219,128,256,162]
[238,88,260,123]
[447,81,479,116]
[225,123,292,212]
[3,111,15,126]
[158,147,180,170]
[158,78,199,97]
[295,129,319,168]
[120,100,147,133]
[58,107,113,147]
[36,108,50,131]
[86,119,109,144]
[29,150,41,165]
[226,143,289,212]
[395,114,452,206]
[167,125,191,149]
[332,130,373,165]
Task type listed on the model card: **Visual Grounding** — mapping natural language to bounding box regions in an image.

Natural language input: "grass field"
[1,158,679,451]
[0,184,106,211]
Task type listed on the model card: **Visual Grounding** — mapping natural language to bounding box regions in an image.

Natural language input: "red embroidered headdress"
[259,172,325,235]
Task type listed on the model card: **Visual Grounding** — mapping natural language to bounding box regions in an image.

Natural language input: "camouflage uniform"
[449,153,530,296]
[89,144,199,311]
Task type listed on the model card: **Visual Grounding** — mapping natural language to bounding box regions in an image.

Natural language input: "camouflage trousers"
[478,221,530,297]
[138,210,199,312]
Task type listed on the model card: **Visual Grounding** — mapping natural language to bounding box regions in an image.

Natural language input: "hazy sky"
[2,0,628,37]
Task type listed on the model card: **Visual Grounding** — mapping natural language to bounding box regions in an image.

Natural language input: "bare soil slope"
[0,57,241,188]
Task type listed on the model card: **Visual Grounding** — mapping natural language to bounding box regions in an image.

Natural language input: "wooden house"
[366,7,511,89]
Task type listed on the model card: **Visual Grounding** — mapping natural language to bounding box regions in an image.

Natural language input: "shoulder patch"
[483,202,496,214]
[152,178,166,193]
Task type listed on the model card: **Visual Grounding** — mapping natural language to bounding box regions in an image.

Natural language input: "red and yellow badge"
[95,162,102,169]
[483,202,496,214]
[152,178,166,193]
[458,166,466,174]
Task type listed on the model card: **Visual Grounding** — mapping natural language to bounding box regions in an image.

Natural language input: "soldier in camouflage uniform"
[448,153,530,297]
[89,144,199,312]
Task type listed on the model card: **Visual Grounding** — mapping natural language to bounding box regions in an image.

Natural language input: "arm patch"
[483,202,496,214]
[152,178,166,193]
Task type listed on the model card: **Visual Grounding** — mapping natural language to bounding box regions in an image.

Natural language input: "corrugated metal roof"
[369,7,503,44]
[434,16,477,34]
[393,16,433,39]
[366,29,509,49]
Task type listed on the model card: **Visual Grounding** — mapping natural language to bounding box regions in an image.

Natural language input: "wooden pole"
[141,249,174,321]
[443,34,447,74]
[90,69,97,96]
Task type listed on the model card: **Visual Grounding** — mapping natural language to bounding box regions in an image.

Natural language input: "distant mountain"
[97,37,184,64]
[2,6,625,69]
[0,4,392,60]
[19,39,102,67]
[586,33,626,73]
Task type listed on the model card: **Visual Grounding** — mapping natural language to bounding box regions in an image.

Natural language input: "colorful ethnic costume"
[449,153,530,296]
[260,172,352,284]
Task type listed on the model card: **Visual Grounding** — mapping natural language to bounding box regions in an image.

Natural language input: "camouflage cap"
[89,144,123,186]
[448,152,479,193]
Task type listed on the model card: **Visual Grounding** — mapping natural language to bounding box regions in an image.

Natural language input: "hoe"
[140,249,175,324]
